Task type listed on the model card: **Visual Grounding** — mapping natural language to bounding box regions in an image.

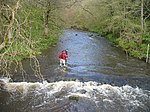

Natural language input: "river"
[0,29,150,112]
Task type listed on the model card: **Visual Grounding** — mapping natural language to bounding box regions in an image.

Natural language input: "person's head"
[65,49,68,54]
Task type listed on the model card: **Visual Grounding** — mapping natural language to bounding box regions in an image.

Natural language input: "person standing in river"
[58,50,68,67]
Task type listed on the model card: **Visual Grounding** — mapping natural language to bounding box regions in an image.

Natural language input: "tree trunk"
[44,10,50,36]
[141,0,144,32]
[146,44,149,63]
[44,2,51,36]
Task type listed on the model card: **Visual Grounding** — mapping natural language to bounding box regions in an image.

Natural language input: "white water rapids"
[1,78,149,112]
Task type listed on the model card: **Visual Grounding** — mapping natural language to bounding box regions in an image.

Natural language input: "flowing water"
[0,29,150,112]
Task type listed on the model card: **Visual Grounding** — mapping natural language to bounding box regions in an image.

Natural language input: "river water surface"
[0,29,150,112]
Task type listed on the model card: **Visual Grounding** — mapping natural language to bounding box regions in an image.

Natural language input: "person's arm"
[59,53,62,58]
[65,54,68,58]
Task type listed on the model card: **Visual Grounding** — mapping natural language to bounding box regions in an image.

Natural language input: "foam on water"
[1,78,150,112]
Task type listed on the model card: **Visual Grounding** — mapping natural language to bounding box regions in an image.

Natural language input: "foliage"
[0,0,62,75]
[60,0,150,61]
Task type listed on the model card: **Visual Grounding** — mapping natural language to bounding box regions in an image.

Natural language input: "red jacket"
[59,52,68,60]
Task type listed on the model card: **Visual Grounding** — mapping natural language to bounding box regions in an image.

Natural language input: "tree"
[0,0,62,77]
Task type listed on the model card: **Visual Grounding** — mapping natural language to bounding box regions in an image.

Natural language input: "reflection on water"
[0,29,150,112]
